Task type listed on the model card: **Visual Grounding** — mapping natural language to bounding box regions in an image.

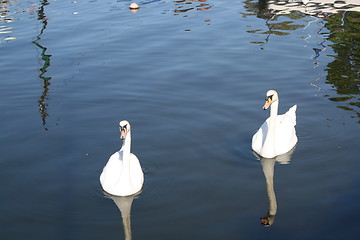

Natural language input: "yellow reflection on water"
[0,0,15,42]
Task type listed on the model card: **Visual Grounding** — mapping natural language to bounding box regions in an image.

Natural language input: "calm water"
[1,0,360,239]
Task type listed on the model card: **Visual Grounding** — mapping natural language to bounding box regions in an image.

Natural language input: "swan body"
[252,90,297,158]
[100,120,144,196]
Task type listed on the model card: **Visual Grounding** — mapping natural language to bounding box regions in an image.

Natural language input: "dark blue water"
[1,0,359,239]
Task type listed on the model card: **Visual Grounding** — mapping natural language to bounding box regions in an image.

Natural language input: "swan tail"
[285,105,297,126]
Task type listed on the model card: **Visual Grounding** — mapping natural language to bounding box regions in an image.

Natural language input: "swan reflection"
[104,190,142,240]
[254,146,296,226]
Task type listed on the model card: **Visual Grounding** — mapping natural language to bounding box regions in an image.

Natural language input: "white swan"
[100,120,144,196]
[252,90,297,158]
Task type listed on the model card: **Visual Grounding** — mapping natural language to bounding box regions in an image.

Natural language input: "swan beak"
[263,99,271,110]
[263,94,274,110]
[120,128,127,140]
[260,217,271,226]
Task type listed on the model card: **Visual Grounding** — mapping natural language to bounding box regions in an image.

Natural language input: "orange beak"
[263,98,272,110]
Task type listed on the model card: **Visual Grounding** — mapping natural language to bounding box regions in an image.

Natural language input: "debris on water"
[129,3,139,9]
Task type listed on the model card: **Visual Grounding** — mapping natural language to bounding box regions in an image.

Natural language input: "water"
[1,0,359,239]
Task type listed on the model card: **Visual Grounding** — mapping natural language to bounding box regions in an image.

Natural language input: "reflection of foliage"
[33,0,52,129]
[243,0,360,121]
[247,20,306,36]
[324,11,360,121]
[173,0,213,14]
[242,0,306,44]
[269,20,305,32]
[173,0,213,31]
[241,0,272,19]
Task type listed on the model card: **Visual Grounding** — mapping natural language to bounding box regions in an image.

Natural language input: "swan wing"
[284,105,297,126]
[129,153,144,192]
[252,118,269,154]
[100,152,123,191]
[275,112,298,155]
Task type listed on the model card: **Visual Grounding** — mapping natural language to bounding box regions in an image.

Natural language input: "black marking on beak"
[265,94,274,101]
[120,124,128,140]
[120,124,128,132]
[260,217,271,226]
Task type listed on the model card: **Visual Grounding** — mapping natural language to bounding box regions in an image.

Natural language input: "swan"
[100,120,144,196]
[252,90,297,158]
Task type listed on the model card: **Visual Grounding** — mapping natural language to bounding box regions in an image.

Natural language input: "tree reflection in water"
[173,0,213,30]
[324,11,360,121]
[32,0,52,130]
[243,0,360,122]
[174,0,213,14]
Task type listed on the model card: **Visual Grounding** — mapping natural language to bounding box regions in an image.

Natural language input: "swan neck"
[114,197,134,240]
[261,100,278,157]
[122,214,132,240]
[121,131,131,160]
[270,100,279,119]
[120,198,133,240]
[261,158,277,216]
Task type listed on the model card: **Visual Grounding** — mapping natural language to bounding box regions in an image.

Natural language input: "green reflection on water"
[32,0,52,130]
[243,0,360,122]
[325,11,360,121]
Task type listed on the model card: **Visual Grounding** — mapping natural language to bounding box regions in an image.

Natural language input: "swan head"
[119,120,131,140]
[260,214,275,226]
[263,90,278,110]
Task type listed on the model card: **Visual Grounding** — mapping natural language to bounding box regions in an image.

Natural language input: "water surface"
[1,0,360,239]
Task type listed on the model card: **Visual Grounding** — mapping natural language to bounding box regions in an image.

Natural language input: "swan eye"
[120,124,128,131]
[266,95,273,101]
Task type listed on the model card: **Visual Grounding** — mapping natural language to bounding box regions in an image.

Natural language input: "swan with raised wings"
[100,120,144,196]
[252,90,297,158]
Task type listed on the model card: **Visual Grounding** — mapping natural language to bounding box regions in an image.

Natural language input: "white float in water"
[129,3,139,9]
